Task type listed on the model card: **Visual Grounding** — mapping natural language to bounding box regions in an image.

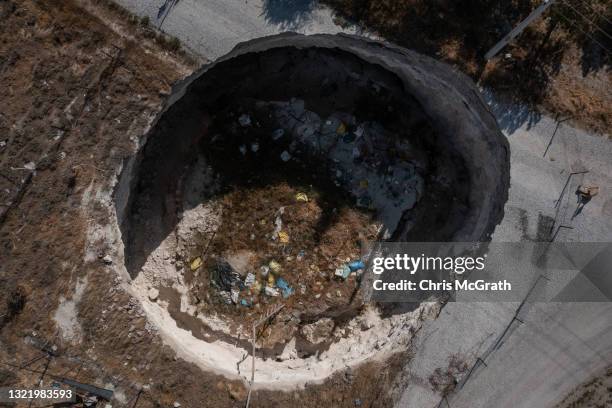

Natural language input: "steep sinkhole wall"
[110,33,510,385]
[117,33,509,274]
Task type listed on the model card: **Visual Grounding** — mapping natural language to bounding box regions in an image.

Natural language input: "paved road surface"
[115,0,366,60]
[111,1,612,406]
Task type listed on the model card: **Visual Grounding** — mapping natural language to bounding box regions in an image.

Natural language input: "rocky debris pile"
[301,318,335,345]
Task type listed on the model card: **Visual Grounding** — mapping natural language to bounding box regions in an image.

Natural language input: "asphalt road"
[114,0,366,60]
[111,1,612,406]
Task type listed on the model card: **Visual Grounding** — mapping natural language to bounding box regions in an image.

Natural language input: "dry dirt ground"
[0,1,415,407]
[554,365,612,408]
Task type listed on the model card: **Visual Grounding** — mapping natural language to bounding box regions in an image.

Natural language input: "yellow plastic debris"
[252,280,262,294]
[278,230,290,243]
[359,179,369,189]
[269,260,282,274]
[267,273,276,286]
[190,257,202,271]
[336,122,347,135]
[295,192,309,202]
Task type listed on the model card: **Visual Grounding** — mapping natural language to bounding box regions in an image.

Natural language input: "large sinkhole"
[113,34,509,384]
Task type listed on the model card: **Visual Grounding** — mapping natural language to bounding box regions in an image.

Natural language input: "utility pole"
[485,0,557,60]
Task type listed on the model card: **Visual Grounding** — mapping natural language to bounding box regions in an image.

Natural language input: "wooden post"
[245,304,285,408]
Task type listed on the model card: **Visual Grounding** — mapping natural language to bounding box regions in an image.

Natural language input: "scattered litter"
[335,265,351,280]
[278,230,289,244]
[0,140,6,148]
[354,398,362,407]
[272,207,285,240]
[280,150,291,162]
[276,277,294,298]
[240,298,252,307]
[211,259,242,291]
[260,265,270,277]
[239,145,247,155]
[336,122,347,135]
[268,260,282,274]
[244,272,256,287]
[272,128,285,140]
[238,114,251,127]
[267,273,276,287]
[354,124,364,138]
[295,192,309,202]
[24,162,36,171]
[190,257,203,271]
[250,142,259,152]
[265,286,280,297]
[348,260,365,271]
[231,288,240,304]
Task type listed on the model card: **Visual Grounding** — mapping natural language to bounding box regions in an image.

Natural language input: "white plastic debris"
[260,265,270,277]
[354,124,365,138]
[251,142,259,152]
[238,114,251,127]
[239,145,247,155]
[231,289,240,304]
[245,272,256,287]
[272,207,285,240]
[280,151,291,162]
[24,162,36,171]
[265,286,280,297]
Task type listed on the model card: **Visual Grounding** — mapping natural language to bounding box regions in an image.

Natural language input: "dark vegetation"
[320,0,611,132]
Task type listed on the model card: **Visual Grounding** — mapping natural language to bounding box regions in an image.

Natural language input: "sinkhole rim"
[109,33,511,386]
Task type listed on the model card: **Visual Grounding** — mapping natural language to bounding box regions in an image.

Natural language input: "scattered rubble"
[301,318,335,345]
[147,288,159,301]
